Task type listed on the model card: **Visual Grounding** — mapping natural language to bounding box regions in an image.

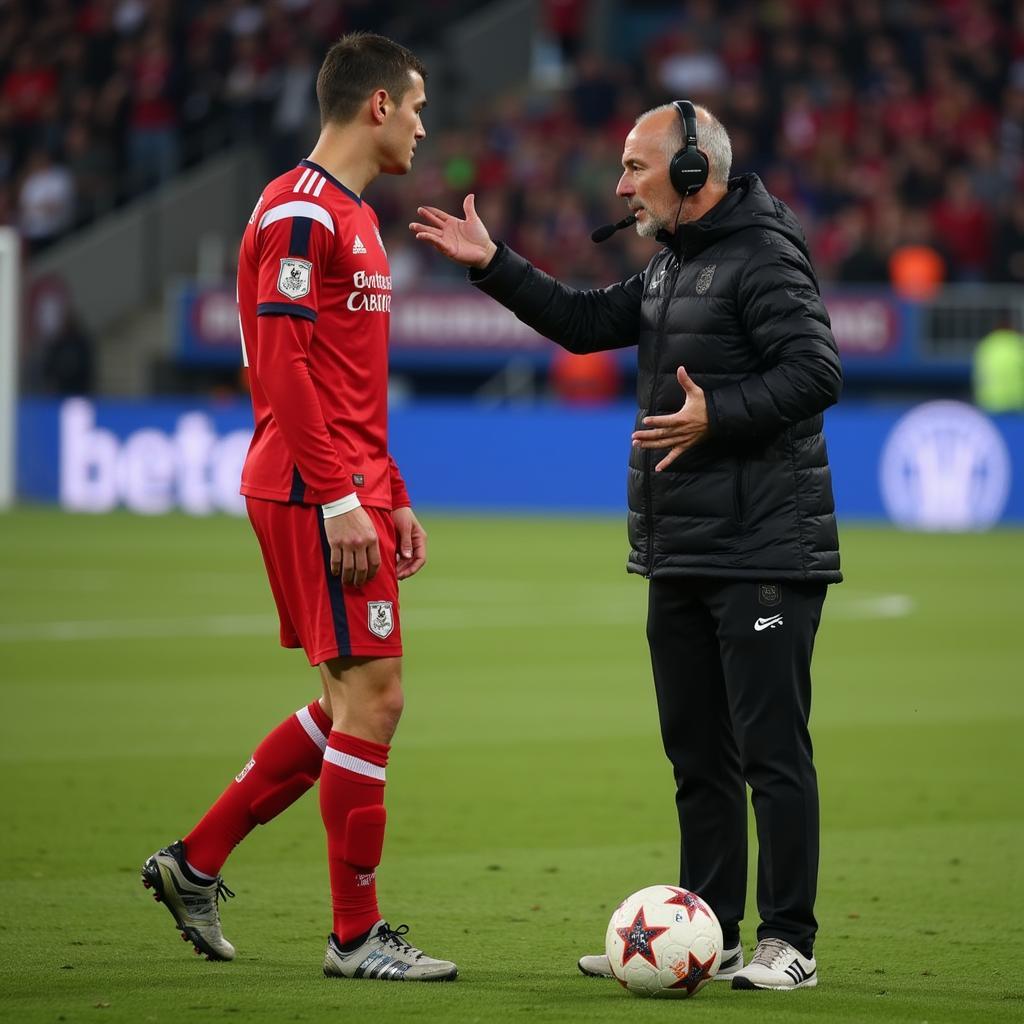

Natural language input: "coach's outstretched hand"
[392,506,428,580]
[324,506,381,587]
[410,194,497,270]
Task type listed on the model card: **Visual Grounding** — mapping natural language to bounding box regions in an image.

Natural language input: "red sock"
[320,731,389,943]
[183,700,332,876]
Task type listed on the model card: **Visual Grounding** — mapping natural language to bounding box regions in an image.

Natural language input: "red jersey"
[238,160,409,509]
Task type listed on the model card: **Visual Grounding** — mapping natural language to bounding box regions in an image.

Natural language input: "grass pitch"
[0,508,1021,1023]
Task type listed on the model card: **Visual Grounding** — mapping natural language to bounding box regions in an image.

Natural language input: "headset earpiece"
[669,100,709,197]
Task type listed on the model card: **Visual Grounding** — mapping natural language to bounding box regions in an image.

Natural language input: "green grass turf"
[0,508,1022,1023]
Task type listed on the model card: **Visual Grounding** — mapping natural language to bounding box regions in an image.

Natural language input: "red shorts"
[246,498,402,664]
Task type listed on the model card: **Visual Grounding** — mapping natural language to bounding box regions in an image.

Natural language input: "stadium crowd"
[2,0,1022,289]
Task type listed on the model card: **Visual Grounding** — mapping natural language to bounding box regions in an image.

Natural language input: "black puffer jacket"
[471,174,843,582]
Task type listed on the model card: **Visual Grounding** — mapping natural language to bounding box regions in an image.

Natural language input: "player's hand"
[392,506,427,580]
[631,366,710,471]
[409,194,497,269]
[323,506,381,587]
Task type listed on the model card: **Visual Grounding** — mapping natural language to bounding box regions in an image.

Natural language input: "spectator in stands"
[992,194,1024,285]
[17,148,75,249]
[930,171,992,281]
[39,307,96,397]
[64,118,115,223]
[888,208,947,302]
[833,206,889,284]
[128,29,179,192]
[267,41,317,175]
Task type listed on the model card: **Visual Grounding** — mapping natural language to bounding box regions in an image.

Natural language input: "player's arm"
[410,194,643,354]
[387,455,426,580]
[253,206,380,585]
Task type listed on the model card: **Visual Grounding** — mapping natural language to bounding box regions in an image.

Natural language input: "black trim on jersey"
[289,466,306,503]
[299,160,362,205]
[256,302,317,322]
[289,216,313,256]
[316,511,352,657]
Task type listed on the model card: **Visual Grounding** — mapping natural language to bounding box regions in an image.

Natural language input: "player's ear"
[370,89,389,125]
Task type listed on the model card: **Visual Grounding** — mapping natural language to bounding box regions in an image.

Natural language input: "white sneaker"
[323,920,457,982]
[578,943,743,981]
[141,840,236,961]
[731,938,817,990]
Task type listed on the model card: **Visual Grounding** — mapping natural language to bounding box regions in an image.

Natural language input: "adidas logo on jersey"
[352,235,367,255]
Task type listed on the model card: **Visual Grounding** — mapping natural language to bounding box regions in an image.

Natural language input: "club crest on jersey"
[368,601,394,639]
[695,264,716,295]
[277,258,312,299]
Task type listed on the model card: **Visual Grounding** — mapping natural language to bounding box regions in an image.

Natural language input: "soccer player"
[141,33,457,983]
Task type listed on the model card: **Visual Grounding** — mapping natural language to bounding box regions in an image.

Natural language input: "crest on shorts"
[368,601,394,639]
[758,583,781,607]
[277,258,312,299]
[695,264,716,295]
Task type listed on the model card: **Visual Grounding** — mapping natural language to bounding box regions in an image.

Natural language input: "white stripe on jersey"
[293,168,311,193]
[303,172,320,194]
[258,200,335,235]
[313,175,327,198]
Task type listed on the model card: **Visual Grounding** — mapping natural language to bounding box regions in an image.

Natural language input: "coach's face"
[616,109,681,238]
[380,70,427,175]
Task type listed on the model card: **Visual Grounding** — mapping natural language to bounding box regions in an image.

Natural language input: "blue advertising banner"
[17,398,1024,525]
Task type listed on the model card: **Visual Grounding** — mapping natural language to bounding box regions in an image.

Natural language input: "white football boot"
[578,942,744,980]
[323,920,457,982]
[731,937,817,990]
[141,840,236,961]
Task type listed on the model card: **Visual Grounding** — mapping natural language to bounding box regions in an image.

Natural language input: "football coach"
[410,100,842,992]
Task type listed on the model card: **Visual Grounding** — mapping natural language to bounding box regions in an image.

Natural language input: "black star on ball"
[664,887,711,922]
[615,908,669,968]
[668,950,717,995]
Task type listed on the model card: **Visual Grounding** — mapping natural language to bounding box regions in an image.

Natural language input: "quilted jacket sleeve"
[469,243,643,354]
[706,241,842,441]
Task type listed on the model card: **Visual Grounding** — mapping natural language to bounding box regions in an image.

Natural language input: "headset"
[669,100,709,197]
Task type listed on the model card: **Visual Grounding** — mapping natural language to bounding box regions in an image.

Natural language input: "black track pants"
[646,577,827,958]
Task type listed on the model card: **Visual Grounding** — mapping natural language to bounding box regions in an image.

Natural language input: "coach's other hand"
[392,506,428,580]
[325,506,381,587]
[631,366,710,471]
[409,194,497,269]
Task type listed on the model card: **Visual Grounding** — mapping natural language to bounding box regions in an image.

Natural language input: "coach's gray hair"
[636,103,732,186]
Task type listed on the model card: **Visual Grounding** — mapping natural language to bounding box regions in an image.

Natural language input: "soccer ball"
[604,884,723,998]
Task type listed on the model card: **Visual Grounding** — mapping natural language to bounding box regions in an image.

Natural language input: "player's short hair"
[316,32,426,126]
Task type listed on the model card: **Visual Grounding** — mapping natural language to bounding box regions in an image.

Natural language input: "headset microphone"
[591,213,637,243]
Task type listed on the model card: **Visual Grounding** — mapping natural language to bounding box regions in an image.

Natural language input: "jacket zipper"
[644,255,682,577]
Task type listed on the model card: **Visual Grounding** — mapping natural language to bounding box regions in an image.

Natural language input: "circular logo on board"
[879,401,1010,531]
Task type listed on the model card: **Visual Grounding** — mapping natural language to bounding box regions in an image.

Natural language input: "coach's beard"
[633,205,668,238]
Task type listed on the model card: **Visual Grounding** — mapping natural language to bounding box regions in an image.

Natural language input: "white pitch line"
[0,593,913,643]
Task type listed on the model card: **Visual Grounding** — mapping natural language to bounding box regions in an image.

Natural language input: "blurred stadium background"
[1,2,1023,1022]
[2,0,1023,518]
